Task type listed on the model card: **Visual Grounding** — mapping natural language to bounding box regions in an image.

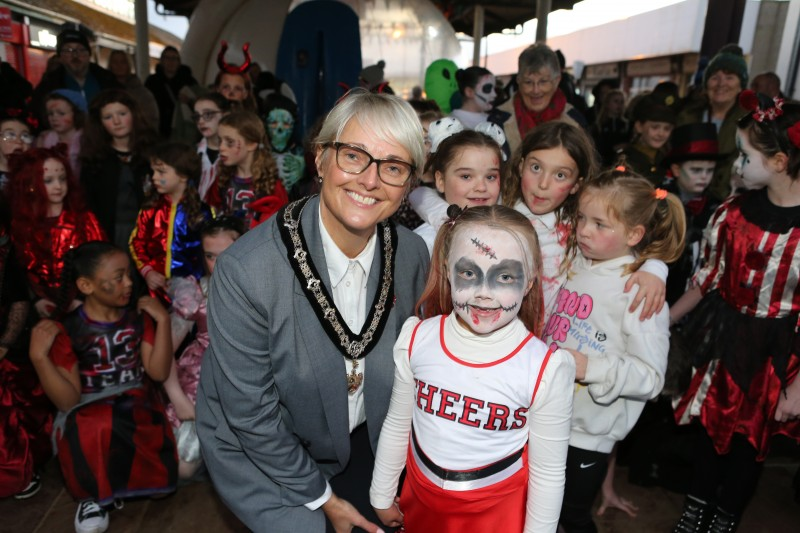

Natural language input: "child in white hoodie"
[542,168,686,533]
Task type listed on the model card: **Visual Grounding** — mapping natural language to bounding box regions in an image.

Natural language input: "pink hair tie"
[654,188,668,201]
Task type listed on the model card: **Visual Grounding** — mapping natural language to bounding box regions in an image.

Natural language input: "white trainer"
[74,499,109,533]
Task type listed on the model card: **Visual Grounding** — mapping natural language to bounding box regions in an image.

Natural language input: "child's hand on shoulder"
[566,348,588,381]
[374,497,404,529]
[29,320,62,362]
[145,270,167,292]
[137,296,169,323]
[624,271,666,321]
[34,298,57,318]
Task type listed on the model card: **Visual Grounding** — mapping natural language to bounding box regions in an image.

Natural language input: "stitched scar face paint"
[449,226,530,335]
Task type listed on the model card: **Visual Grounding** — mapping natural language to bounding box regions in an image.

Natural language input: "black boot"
[672,495,710,533]
[707,507,737,533]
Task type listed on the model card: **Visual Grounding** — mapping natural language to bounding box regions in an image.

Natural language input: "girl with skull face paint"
[450,67,497,130]
[370,205,575,533]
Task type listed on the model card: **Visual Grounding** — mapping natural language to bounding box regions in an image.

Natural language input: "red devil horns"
[217,40,252,75]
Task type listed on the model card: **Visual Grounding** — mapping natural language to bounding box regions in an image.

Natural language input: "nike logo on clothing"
[579,462,596,469]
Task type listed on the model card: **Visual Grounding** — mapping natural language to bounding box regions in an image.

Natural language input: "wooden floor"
[3,453,799,532]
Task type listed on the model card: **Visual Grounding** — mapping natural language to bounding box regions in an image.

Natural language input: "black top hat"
[633,93,677,124]
[664,123,722,165]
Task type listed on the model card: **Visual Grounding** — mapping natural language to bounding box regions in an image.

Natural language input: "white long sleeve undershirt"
[370,314,575,533]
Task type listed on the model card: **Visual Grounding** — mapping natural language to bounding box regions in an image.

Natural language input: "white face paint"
[448,225,531,335]
[734,129,774,190]
[473,74,496,112]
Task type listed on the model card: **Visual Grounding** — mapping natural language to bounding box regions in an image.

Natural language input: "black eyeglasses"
[325,142,415,187]
[192,111,222,123]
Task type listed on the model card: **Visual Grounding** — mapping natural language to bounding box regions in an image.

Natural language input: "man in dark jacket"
[145,46,198,138]
[31,23,120,126]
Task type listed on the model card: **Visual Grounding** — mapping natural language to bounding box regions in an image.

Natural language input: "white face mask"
[448,225,531,335]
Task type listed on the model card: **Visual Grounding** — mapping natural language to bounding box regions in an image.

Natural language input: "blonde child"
[129,142,213,304]
[414,125,505,254]
[371,204,575,532]
[29,241,177,533]
[670,91,800,532]
[542,170,686,532]
[205,111,287,228]
[193,93,232,201]
[163,216,244,479]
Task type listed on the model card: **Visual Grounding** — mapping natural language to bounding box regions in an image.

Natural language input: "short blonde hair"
[316,89,425,177]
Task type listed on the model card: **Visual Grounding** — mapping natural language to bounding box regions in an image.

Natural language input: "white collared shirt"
[318,207,376,432]
[304,207,379,512]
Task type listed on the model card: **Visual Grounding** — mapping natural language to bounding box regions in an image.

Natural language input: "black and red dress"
[49,307,177,504]
[674,189,800,459]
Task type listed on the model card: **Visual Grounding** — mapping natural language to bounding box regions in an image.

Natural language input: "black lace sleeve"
[0,243,31,349]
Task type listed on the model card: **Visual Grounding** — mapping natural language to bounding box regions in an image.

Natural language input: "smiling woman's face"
[316,119,410,250]
[448,224,531,335]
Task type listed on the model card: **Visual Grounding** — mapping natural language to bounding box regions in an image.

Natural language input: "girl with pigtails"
[542,168,686,533]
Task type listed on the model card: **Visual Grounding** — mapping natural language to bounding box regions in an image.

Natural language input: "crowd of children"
[1,44,799,533]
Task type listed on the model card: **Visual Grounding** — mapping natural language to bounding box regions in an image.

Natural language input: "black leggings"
[559,446,610,533]
[689,429,764,517]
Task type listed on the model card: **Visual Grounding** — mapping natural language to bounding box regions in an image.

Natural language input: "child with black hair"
[670,91,800,532]
[29,241,177,533]
[129,142,213,304]
[450,66,496,129]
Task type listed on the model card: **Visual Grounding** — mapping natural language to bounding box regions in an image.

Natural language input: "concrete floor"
[3,453,799,532]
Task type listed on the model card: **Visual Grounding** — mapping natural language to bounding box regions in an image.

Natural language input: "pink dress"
[165,276,209,430]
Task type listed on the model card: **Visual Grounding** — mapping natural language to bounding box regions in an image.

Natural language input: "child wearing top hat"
[621,93,677,185]
[662,122,723,306]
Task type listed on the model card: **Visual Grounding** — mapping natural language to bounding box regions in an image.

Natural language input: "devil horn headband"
[217,40,252,75]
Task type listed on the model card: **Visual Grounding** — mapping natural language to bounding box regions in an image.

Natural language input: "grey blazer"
[196,196,430,532]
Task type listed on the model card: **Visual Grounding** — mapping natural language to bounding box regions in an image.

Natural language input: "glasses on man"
[192,111,222,123]
[325,142,414,187]
[61,47,90,57]
[1,130,34,144]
